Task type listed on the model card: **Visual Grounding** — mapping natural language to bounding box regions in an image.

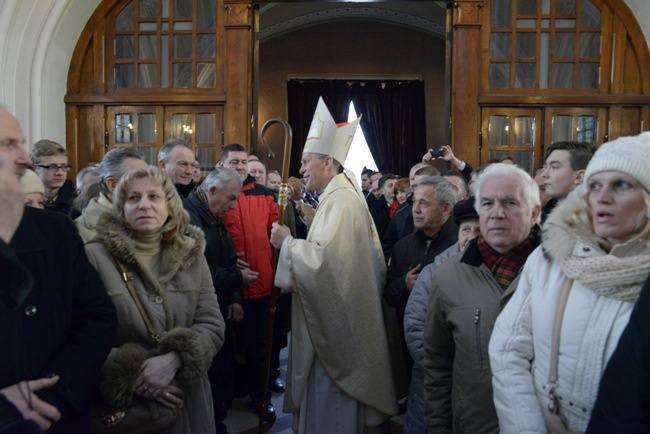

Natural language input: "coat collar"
[11,206,50,254]
[79,193,112,226]
[414,215,457,245]
[96,213,204,285]
[461,225,542,268]
[186,190,219,227]
[319,172,357,202]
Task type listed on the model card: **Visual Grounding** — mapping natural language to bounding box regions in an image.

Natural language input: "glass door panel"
[482,108,543,174]
[107,106,163,165]
[544,107,606,157]
[165,106,224,176]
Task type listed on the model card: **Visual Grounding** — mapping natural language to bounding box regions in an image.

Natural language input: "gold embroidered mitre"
[303,96,361,165]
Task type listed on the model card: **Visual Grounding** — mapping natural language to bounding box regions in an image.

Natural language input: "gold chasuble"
[275,171,398,428]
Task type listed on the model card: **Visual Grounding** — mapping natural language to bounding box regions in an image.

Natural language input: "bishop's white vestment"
[275,172,398,433]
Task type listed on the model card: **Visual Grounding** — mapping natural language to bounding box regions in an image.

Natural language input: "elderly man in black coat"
[184,167,260,433]
[0,106,117,434]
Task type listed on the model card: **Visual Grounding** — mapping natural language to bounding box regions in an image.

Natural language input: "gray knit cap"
[584,132,650,192]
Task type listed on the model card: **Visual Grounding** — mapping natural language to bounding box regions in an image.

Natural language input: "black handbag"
[92,395,178,434]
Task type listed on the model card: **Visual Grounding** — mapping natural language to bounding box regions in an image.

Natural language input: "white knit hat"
[303,97,361,165]
[584,132,650,192]
[20,169,45,196]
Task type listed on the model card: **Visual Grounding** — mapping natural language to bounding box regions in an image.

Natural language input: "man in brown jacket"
[423,163,541,433]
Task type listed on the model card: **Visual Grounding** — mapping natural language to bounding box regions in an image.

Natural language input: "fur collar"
[543,196,650,262]
[96,212,205,285]
[542,197,650,301]
[542,197,601,263]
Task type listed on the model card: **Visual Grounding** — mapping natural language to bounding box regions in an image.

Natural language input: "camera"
[430,149,444,158]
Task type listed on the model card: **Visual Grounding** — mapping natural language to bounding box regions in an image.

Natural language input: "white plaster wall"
[626,0,650,47]
[0,0,100,149]
[0,0,648,149]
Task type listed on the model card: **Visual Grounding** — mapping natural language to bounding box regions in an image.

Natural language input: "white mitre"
[303,97,361,165]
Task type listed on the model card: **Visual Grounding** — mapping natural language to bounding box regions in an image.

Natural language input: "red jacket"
[224,175,279,300]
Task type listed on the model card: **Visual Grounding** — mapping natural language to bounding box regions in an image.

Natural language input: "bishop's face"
[299,153,328,194]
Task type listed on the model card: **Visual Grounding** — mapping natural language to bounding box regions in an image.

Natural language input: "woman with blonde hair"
[489,132,650,433]
[86,166,225,433]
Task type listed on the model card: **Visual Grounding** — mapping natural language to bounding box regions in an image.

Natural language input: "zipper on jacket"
[474,308,482,364]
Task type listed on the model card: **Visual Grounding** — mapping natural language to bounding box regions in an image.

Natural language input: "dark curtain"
[287,79,426,177]
[287,80,352,177]
[351,81,426,176]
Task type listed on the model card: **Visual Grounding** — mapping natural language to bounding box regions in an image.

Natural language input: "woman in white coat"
[489,132,650,433]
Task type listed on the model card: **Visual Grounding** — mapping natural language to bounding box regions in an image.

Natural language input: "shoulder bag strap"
[549,278,574,383]
[114,258,161,345]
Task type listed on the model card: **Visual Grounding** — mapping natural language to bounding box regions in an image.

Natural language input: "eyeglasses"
[35,164,72,173]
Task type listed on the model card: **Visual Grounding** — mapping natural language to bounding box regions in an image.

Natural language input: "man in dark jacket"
[30,139,77,216]
[538,140,595,222]
[158,138,198,198]
[0,139,52,434]
[383,163,439,260]
[0,106,117,434]
[384,176,459,398]
[184,167,258,434]
[361,168,374,198]
[369,173,400,241]
[384,176,459,313]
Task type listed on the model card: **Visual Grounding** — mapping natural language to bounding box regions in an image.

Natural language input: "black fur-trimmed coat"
[85,214,225,434]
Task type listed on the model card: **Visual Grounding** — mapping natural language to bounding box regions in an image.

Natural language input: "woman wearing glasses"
[85,166,225,434]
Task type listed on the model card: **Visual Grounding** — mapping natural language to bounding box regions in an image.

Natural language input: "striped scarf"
[195,188,211,211]
[478,228,539,289]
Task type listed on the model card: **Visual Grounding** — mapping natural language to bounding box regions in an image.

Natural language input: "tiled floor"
[223,347,405,434]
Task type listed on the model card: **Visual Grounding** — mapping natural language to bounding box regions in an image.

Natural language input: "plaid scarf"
[195,188,211,211]
[477,228,539,289]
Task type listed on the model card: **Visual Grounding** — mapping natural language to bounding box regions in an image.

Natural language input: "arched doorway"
[64,0,650,175]
[65,0,253,175]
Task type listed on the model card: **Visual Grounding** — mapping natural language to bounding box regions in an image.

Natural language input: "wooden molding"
[478,93,650,106]
[224,3,252,26]
[453,1,483,28]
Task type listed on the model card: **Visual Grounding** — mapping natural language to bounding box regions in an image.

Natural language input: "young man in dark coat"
[30,139,77,217]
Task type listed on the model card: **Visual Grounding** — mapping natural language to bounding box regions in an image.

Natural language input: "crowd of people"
[2,96,650,434]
